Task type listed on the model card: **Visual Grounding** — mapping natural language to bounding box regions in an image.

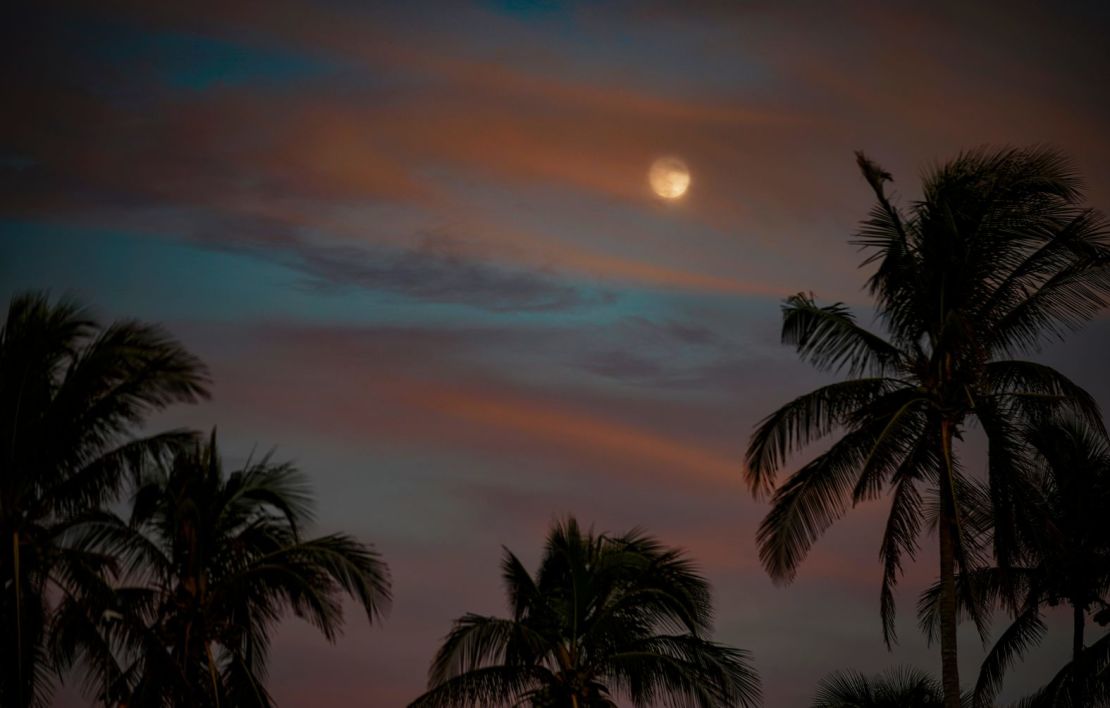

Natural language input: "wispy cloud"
[209,229,610,312]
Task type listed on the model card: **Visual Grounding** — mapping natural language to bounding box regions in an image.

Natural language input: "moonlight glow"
[648,157,691,199]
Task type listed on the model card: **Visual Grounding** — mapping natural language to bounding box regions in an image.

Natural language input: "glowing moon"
[648,157,690,199]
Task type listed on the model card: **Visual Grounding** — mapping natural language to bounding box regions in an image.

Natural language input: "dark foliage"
[410,517,760,708]
[745,147,1110,707]
[0,292,209,707]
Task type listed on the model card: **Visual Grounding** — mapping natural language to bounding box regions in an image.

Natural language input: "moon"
[648,157,690,199]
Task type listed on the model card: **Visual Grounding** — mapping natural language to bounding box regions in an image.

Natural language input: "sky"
[4,1,1110,706]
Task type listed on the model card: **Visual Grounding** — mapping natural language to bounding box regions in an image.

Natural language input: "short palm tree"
[56,432,392,707]
[920,417,1110,707]
[409,517,761,708]
[0,292,209,707]
[812,666,946,708]
[744,147,1110,708]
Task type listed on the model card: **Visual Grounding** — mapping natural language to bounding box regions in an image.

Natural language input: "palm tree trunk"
[1072,601,1085,706]
[12,529,27,708]
[206,641,222,708]
[1073,602,1085,662]
[938,422,962,708]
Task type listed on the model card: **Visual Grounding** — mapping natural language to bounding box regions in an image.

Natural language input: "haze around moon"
[648,157,691,199]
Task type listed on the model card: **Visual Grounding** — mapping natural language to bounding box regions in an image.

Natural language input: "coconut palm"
[409,517,761,708]
[812,666,946,708]
[920,417,1110,707]
[0,292,209,707]
[744,147,1110,708]
[55,432,392,707]
[1018,627,1110,708]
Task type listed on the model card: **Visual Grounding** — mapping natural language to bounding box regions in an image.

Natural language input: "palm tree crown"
[410,517,761,708]
[812,666,946,708]
[58,432,392,707]
[745,147,1110,708]
[0,292,209,707]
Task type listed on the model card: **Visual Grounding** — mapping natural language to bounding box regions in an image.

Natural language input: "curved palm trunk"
[938,422,962,708]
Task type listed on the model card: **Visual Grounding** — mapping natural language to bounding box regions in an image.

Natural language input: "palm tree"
[55,432,392,707]
[0,292,209,707]
[812,666,946,708]
[409,517,761,708]
[919,417,1110,707]
[744,147,1110,708]
[1018,625,1110,708]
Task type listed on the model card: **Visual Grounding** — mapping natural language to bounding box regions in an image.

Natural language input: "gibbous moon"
[648,157,690,199]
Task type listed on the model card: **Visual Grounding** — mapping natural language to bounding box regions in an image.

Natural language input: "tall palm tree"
[744,147,1110,708]
[919,417,1110,707]
[812,666,946,708]
[409,517,761,708]
[55,432,392,707]
[0,292,209,707]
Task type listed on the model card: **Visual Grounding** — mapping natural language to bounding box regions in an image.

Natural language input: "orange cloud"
[391,378,744,488]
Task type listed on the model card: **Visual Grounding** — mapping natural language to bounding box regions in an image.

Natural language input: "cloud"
[1,2,848,300]
[167,319,764,488]
[14,0,1109,312]
[207,227,609,312]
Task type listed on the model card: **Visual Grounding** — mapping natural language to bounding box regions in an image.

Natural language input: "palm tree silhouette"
[57,432,391,707]
[0,292,209,707]
[1018,625,1110,708]
[745,148,1110,708]
[409,517,761,708]
[920,417,1110,707]
[812,666,945,708]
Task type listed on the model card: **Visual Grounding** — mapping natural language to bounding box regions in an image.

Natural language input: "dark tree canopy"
[745,147,1110,708]
[57,432,392,707]
[0,292,209,707]
[812,666,946,708]
[919,416,1110,708]
[410,517,761,708]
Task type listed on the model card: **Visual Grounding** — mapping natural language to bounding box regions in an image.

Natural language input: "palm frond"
[428,615,548,686]
[408,665,553,708]
[781,293,902,376]
[812,665,943,707]
[501,550,540,621]
[879,464,928,647]
[917,567,1039,645]
[983,361,1103,433]
[971,604,1047,708]
[746,377,904,497]
[606,634,761,708]
[758,397,925,583]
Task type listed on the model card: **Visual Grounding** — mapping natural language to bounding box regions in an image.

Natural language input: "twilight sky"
[4,1,1110,706]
